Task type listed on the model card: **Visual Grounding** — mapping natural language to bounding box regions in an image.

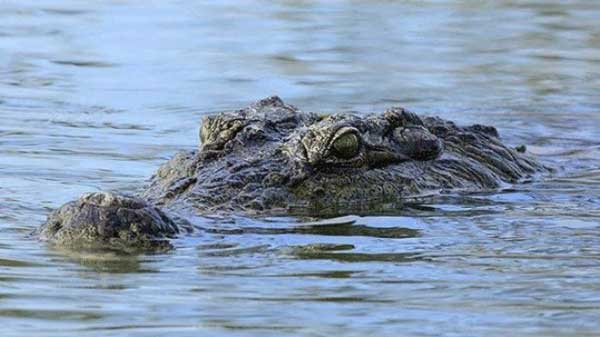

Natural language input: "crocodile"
[36,96,548,251]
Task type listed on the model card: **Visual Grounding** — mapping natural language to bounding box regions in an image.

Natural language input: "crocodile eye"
[331,133,360,159]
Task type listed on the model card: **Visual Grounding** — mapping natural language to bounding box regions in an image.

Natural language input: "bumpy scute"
[38,192,180,251]
[38,96,550,251]
[142,96,548,214]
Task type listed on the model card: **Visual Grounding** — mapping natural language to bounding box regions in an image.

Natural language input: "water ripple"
[1,0,600,336]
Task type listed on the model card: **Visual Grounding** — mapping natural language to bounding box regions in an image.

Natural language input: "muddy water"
[1,1,599,336]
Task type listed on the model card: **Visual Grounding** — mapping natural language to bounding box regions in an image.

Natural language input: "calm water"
[1,1,600,336]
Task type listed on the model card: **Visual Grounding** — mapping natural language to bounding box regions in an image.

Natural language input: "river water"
[1,1,599,336]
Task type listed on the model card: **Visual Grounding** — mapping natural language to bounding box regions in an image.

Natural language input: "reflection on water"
[51,249,148,274]
[202,222,420,239]
[1,0,600,336]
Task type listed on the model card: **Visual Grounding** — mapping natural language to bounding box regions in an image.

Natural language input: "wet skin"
[36,97,548,251]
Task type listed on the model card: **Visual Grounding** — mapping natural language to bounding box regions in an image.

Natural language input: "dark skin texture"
[37,96,548,251]
[36,192,182,252]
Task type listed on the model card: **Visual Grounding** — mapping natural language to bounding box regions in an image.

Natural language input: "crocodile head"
[142,96,543,215]
[38,96,547,251]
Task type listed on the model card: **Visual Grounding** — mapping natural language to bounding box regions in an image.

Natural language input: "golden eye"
[332,133,360,159]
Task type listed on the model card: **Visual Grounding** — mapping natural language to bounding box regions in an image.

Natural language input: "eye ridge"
[331,132,361,159]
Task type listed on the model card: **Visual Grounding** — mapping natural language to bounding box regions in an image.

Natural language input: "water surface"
[1,1,599,336]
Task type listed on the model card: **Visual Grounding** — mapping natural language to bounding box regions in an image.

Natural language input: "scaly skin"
[37,192,181,251]
[37,96,548,251]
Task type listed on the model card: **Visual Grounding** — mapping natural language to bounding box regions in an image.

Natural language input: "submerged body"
[37,97,548,250]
